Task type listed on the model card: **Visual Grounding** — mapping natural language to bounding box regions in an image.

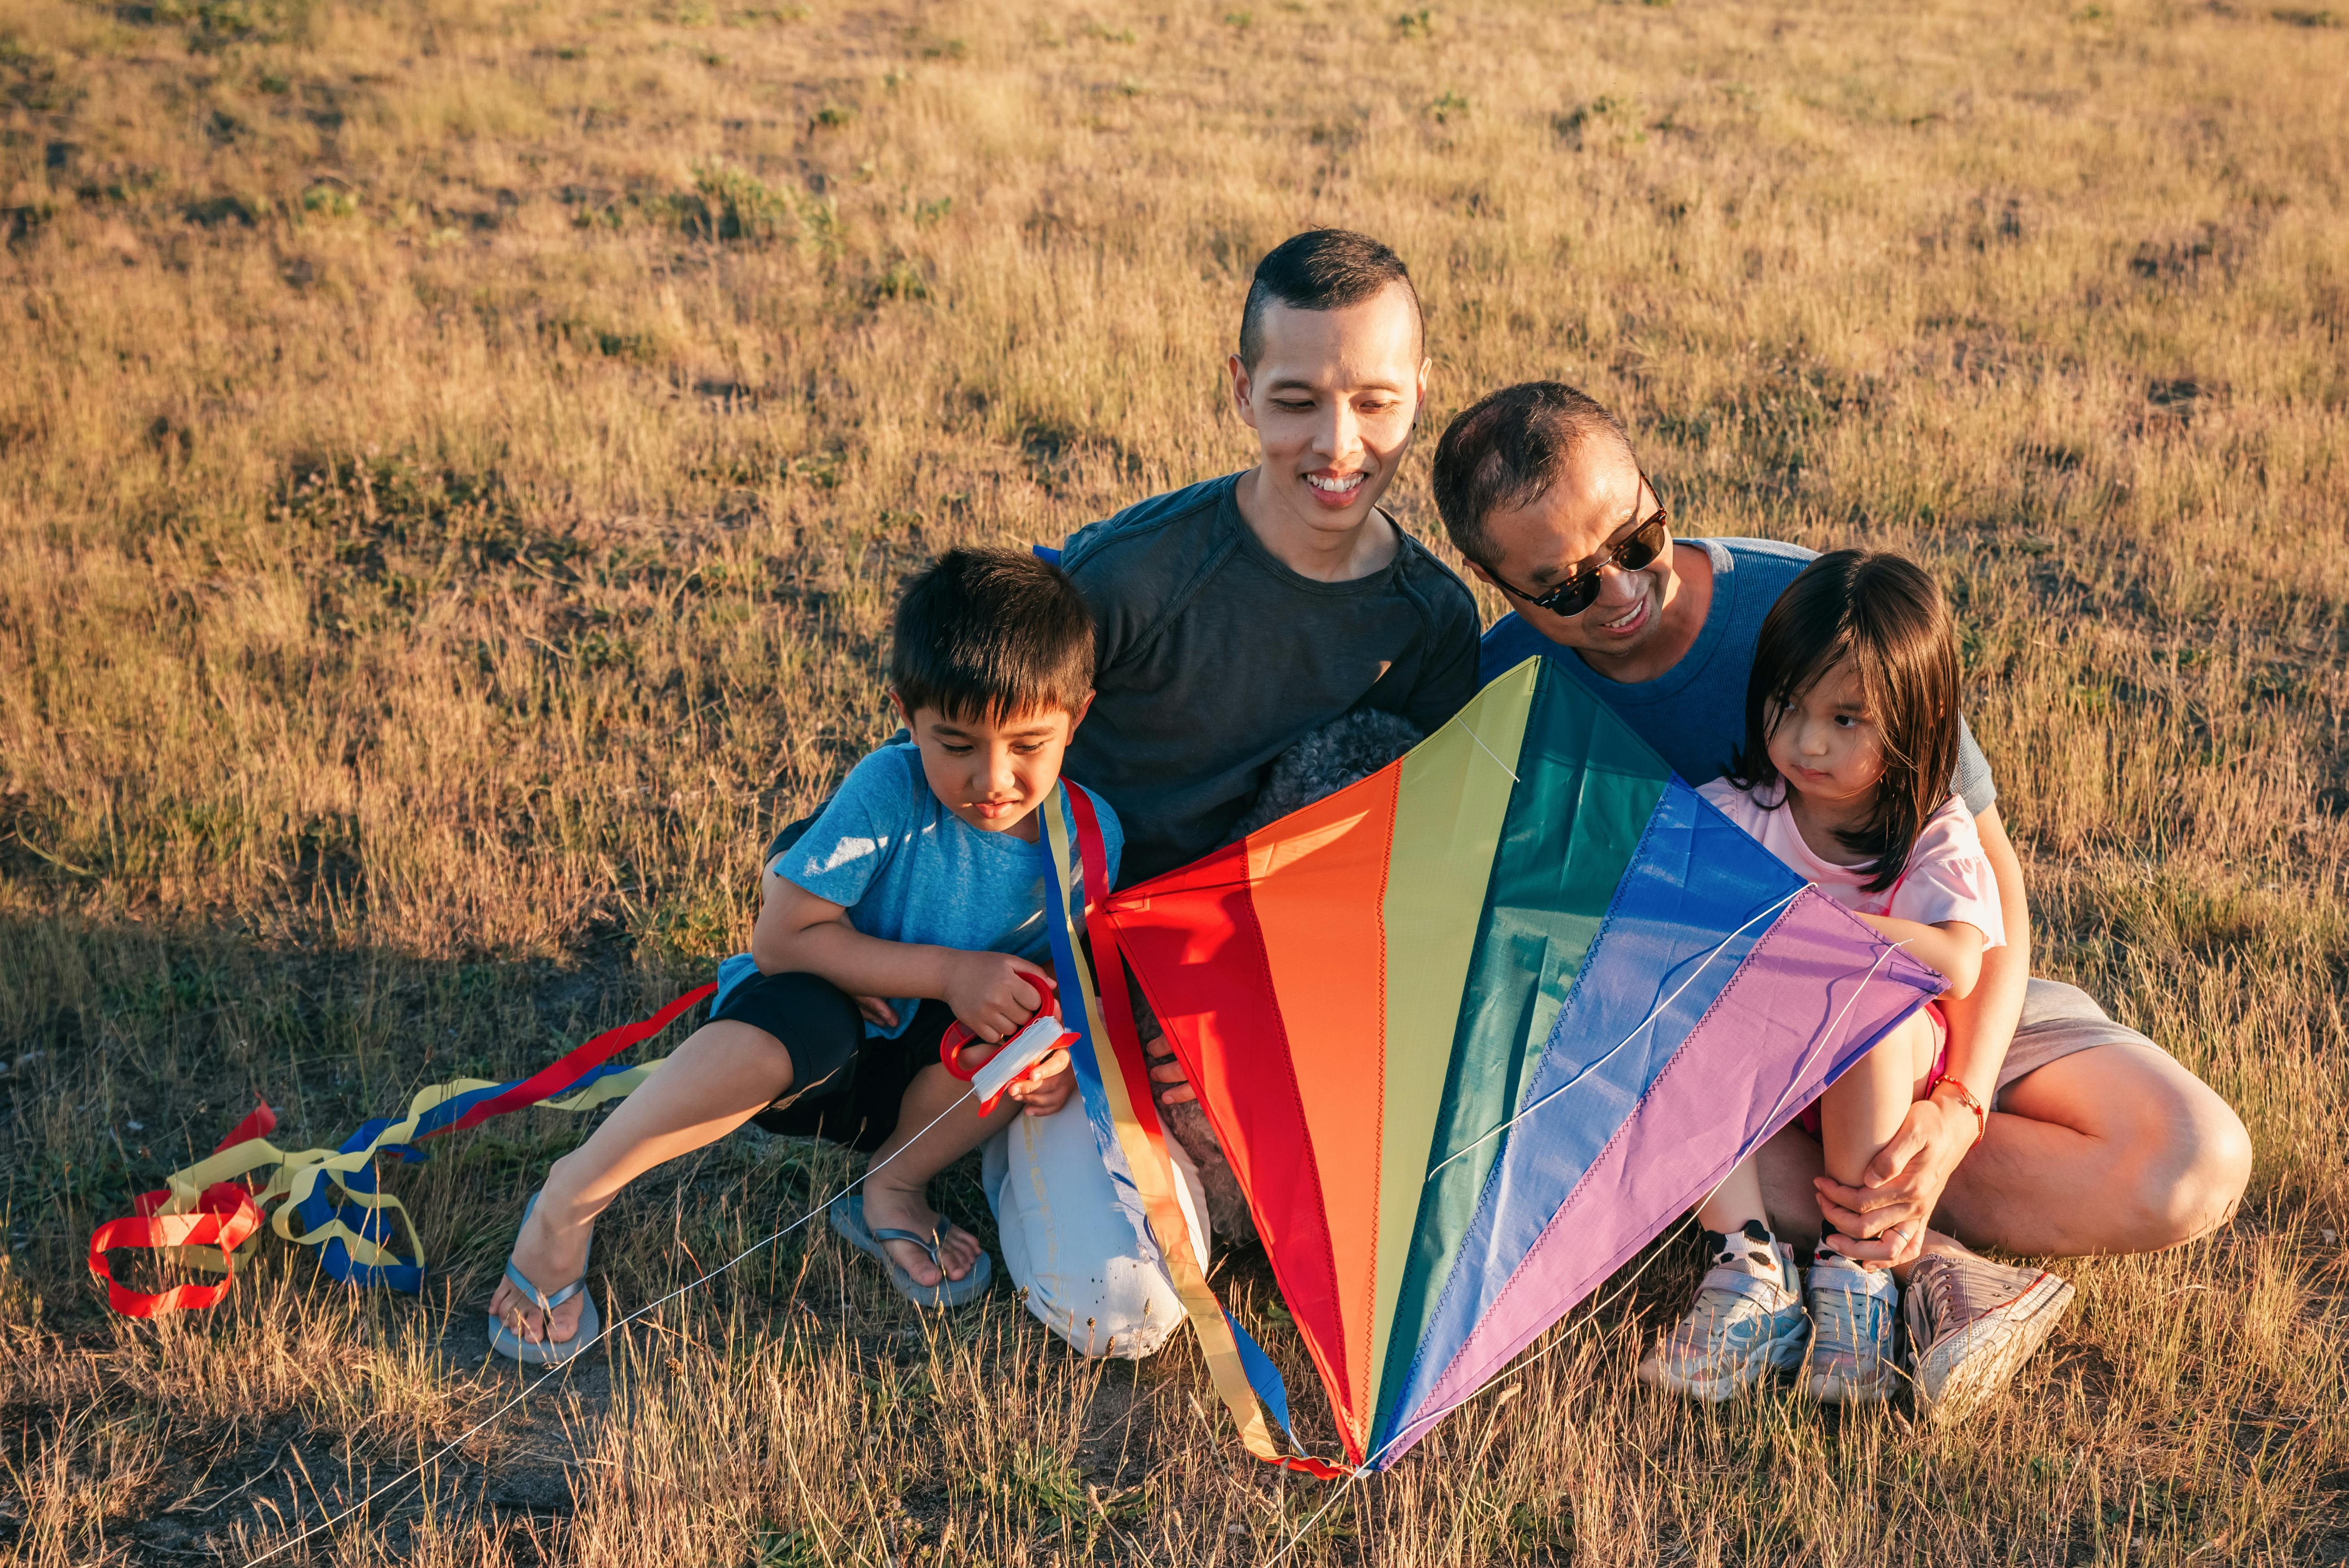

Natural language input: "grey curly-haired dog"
[1142,707,1425,1247]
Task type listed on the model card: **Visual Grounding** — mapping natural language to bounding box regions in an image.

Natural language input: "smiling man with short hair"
[1054,229,1480,886]
[984,230,1482,1360]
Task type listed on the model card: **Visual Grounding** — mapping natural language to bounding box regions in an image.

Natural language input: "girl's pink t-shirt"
[1695,777,2007,947]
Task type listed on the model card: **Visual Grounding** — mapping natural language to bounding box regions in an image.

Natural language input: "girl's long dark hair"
[1726,550,1962,893]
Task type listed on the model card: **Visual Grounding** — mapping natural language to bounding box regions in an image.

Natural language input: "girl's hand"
[943,953,1046,1043]
[852,995,900,1030]
[1006,1049,1074,1117]
[1813,1094,1976,1267]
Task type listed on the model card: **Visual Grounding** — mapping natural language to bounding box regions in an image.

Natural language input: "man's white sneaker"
[1637,1226,1810,1403]
[1903,1252,2075,1419]
[1802,1253,1899,1404]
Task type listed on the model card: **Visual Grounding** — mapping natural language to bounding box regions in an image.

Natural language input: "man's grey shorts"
[1992,978,2166,1108]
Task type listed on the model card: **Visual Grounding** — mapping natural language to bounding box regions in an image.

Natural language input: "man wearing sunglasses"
[1430,380,2251,1408]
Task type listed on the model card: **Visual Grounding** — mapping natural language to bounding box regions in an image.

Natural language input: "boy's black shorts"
[707,969,957,1153]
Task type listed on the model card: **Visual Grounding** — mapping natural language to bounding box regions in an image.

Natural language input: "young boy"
[489,547,1122,1361]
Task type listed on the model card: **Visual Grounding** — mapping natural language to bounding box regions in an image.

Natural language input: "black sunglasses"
[1495,476,1670,618]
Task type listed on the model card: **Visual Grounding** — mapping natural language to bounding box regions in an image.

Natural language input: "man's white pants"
[982,1099,1212,1359]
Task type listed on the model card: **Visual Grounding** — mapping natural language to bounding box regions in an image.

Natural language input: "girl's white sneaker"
[1802,1252,1900,1403]
[1637,1225,1810,1403]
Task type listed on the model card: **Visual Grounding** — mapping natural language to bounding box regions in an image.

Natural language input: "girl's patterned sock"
[1702,1218,1781,1280]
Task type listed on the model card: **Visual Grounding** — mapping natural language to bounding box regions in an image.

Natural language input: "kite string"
[1457,720,1521,784]
[236,1089,982,1568]
[1424,888,1801,1184]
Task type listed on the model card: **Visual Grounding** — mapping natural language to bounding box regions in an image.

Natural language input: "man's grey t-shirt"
[1062,472,1482,886]
[1476,537,1997,817]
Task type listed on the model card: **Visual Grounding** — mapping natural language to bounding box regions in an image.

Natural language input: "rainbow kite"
[1045,656,1942,1472]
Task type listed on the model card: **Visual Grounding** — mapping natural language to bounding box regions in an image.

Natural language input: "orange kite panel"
[1241,766,1399,1441]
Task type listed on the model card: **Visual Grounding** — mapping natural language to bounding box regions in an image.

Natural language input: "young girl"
[1636,549,2006,1406]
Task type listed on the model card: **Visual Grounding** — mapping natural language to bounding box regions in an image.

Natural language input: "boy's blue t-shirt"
[766,742,1124,1039]
[1477,537,1997,816]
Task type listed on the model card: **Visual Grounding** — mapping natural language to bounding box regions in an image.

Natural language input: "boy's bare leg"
[489,1019,797,1346]
[858,1062,1022,1288]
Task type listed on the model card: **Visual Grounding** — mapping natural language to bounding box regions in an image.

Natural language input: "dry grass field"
[3,0,2347,1561]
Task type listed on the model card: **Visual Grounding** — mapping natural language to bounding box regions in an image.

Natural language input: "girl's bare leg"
[1698,1008,1933,1249]
[1813,1010,1938,1274]
[489,1019,796,1345]
[1696,1153,1769,1237]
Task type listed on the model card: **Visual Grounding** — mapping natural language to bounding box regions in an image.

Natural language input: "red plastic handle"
[939,972,1062,1111]
[939,971,1059,1075]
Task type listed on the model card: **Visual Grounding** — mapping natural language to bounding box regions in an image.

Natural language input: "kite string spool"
[236,1088,981,1568]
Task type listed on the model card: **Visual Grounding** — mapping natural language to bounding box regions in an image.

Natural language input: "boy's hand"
[1006,1049,1075,1117]
[944,952,1046,1043]
[853,996,900,1030]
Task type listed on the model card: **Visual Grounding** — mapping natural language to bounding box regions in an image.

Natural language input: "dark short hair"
[1727,550,1962,893]
[1430,382,1636,568]
[1238,229,1421,369]
[891,547,1095,723]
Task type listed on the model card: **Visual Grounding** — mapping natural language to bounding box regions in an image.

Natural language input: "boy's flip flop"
[827,1193,992,1309]
[486,1191,602,1366]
